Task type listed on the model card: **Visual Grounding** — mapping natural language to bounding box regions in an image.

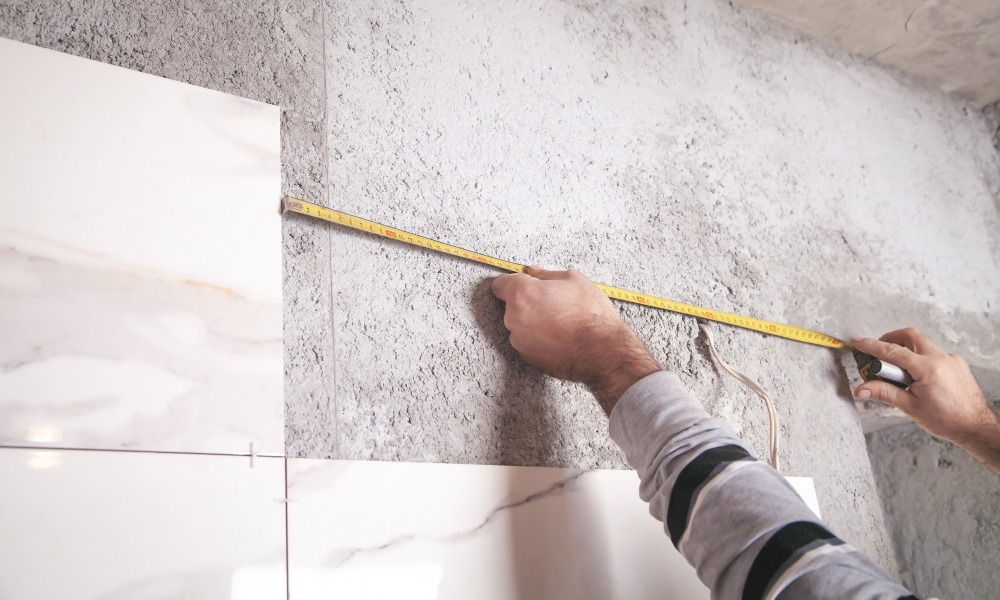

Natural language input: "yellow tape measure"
[282,197,847,350]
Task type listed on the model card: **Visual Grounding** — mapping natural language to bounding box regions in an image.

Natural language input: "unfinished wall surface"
[327,2,998,576]
[733,0,1000,107]
[866,368,1000,598]
[320,0,999,576]
[867,417,1000,599]
[986,100,1000,155]
[4,0,1000,584]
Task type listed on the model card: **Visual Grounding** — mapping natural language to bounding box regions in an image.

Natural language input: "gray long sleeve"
[609,371,917,600]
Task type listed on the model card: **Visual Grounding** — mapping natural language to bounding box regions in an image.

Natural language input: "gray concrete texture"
[323,0,999,574]
[733,0,1000,107]
[864,367,1000,596]
[867,404,1000,599]
[4,0,1000,582]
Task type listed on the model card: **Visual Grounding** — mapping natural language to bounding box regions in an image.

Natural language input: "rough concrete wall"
[867,415,1000,598]
[0,0,339,459]
[985,101,1000,156]
[866,367,1000,597]
[733,0,1000,107]
[321,0,1000,576]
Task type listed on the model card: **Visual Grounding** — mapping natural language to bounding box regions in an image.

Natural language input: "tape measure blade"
[282,197,844,349]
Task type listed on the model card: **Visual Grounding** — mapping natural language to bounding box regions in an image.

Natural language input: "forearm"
[611,371,912,599]
[584,327,661,415]
[957,404,1000,475]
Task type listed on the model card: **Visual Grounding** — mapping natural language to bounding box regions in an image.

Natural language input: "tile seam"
[284,457,291,600]
[0,444,285,458]
[321,0,340,460]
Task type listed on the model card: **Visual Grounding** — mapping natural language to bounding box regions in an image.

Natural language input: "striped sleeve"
[609,371,916,600]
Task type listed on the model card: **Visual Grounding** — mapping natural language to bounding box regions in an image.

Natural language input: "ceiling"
[734,0,1000,107]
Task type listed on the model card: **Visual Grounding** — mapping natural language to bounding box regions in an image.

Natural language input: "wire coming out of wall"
[699,323,780,472]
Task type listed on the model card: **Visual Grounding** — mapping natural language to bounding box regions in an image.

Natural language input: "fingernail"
[852,337,865,343]
[527,264,545,271]
[856,389,871,399]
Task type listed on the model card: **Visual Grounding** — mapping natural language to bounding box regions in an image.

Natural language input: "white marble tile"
[0,448,286,599]
[0,38,283,454]
[786,476,821,518]
[287,459,712,599]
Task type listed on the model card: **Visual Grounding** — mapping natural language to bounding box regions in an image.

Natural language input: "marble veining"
[0,38,283,455]
[287,458,712,599]
[328,470,590,570]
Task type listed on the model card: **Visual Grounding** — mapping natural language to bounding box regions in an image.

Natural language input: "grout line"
[327,206,339,460]
[0,444,285,459]
[320,0,340,461]
[284,457,291,600]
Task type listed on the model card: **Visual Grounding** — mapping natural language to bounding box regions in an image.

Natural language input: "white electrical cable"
[699,323,780,472]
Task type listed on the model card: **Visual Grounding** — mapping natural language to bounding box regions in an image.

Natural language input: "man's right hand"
[854,328,1000,473]
[490,266,660,414]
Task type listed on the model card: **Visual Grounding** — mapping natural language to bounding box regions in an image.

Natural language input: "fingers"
[853,336,927,376]
[525,265,571,281]
[854,381,918,413]
[491,273,532,301]
[878,327,942,356]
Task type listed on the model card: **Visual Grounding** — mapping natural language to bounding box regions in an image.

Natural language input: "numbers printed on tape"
[283,197,845,349]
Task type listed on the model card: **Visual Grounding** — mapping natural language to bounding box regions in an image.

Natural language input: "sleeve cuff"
[609,370,727,474]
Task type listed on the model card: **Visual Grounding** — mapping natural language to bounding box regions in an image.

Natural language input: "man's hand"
[854,328,1000,473]
[491,266,660,414]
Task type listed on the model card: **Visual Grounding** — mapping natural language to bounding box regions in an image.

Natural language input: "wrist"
[585,327,661,415]
[953,400,1000,474]
[958,400,1000,446]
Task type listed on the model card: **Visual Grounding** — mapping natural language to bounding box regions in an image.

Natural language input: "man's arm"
[492,266,915,600]
[853,329,1000,474]
[490,266,661,413]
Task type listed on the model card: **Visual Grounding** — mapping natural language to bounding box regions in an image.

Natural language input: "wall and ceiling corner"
[732,0,1000,107]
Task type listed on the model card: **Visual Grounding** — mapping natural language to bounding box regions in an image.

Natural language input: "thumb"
[854,381,917,413]
[525,265,569,281]
[491,272,530,301]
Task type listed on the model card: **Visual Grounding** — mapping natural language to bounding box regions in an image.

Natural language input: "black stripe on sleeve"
[666,444,754,547]
[897,596,921,600]
[742,521,842,600]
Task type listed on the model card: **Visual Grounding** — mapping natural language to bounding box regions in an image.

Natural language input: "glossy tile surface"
[786,476,821,518]
[287,459,711,599]
[0,38,283,454]
[0,448,286,599]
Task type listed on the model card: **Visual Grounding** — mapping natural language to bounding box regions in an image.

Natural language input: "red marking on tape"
[385,230,397,238]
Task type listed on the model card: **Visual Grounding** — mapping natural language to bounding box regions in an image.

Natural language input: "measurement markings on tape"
[282,196,846,350]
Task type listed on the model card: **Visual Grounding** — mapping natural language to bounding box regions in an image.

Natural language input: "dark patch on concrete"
[868,422,1000,597]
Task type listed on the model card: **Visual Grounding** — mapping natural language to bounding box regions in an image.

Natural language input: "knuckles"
[883,343,906,359]
[922,359,945,379]
[947,353,971,372]
[508,332,525,352]
[505,282,538,310]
